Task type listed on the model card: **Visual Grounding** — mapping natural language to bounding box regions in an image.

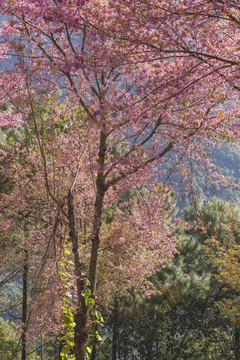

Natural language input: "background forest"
[1,1,240,360]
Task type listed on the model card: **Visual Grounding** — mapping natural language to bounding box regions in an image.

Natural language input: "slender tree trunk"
[59,338,64,360]
[112,299,118,360]
[68,189,88,360]
[69,130,108,360]
[88,184,106,295]
[88,130,107,296]
[90,342,96,360]
[235,324,240,360]
[156,339,159,358]
[21,249,28,360]
[40,334,43,360]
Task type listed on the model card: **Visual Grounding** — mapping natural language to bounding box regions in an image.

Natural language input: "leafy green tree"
[94,232,233,359]
[0,125,61,360]
[94,198,240,359]
[0,317,42,360]
[0,317,21,360]
[200,201,240,359]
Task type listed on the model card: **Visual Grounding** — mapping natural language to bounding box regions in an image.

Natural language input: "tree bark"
[89,130,107,296]
[68,130,107,360]
[112,299,118,360]
[90,342,96,360]
[235,324,240,360]
[21,249,28,360]
[88,184,106,295]
[68,189,88,360]
[59,337,64,360]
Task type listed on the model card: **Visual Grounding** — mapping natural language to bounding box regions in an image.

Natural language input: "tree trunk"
[59,338,64,360]
[235,324,240,360]
[21,249,28,360]
[88,130,107,296]
[88,183,106,295]
[68,130,107,360]
[68,190,88,360]
[90,342,96,360]
[40,334,43,360]
[112,299,118,360]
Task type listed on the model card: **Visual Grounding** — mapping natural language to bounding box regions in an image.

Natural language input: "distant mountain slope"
[203,142,240,201]
[165,142,240,208]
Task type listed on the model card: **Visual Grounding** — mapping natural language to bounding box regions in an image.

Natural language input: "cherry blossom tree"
[0,98,180,359]
[0,1,240,359]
